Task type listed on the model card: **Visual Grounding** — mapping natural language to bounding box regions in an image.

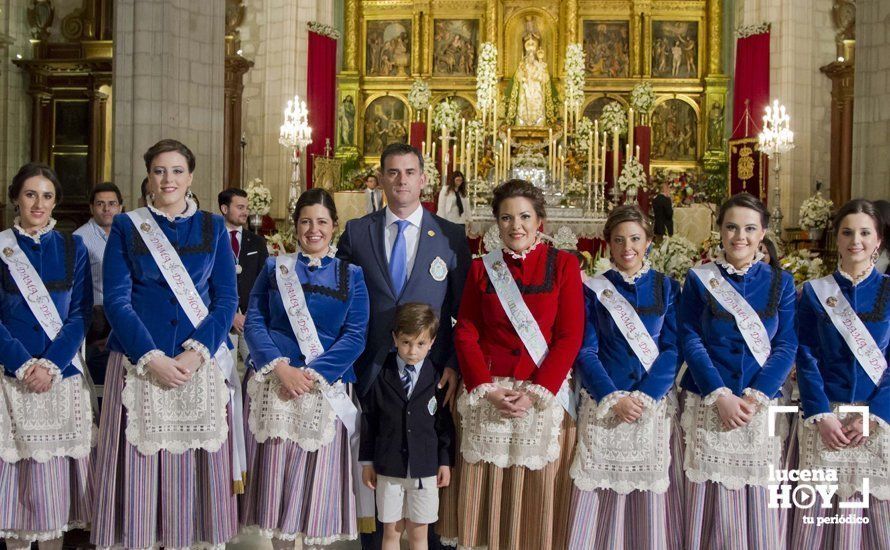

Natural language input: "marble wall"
[0,0,33,210]
[851,0,890,201]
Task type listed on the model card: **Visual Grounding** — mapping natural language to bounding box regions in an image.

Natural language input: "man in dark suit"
[652,180,674,242]
[337,142,470,550]
[219,187,267,367]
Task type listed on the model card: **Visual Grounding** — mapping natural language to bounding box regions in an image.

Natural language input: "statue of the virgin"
[507,17,557,127]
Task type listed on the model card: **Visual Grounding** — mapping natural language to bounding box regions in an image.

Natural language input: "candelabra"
[758,100,795,242]
[279,95,313,225]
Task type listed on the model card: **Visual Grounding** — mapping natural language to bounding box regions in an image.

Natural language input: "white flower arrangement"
[266,229,297,256]
[599,101,627,136]
[245,178,272,216]
[433,98,462,134]
[630,82,657,115]
[593,256,613,276]
[476,42,498,112]
[423,157,440,190]
[574,116,594,156]
[467,119,485,144]
[616,157,647,192]
[798,191,833,231]
[483,224,502,253]
[780,249,826,289]
[564,44,586,113]
[408,78,431,112]
[649,236,699,283]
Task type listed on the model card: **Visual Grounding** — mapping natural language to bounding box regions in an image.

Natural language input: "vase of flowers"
[648,235,699,284]
[616,157,647,204]
[630,82,656,123]
[799,191,833,241]
[599,101,627,136]
[245,177,272,231]
[408,78,431,116]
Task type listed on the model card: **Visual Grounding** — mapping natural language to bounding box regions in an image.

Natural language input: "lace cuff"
[703,387,732,406]
[181,339,212,367]
[254,357,290,383]
[630,390,658,410]
[465,383,499,406]
[14,358,42,381]
[524,383,555,409]
[134,349,165,376]
[743,388,770,406]
[870,414,889,433]
[804,412,837,426]
[40,359,63,385]
[302,367,332,391]
[596,390,630,419]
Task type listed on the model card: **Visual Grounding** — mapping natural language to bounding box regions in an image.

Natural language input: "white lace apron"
[682,391,788,489]
[798,404,890,500]
[121,354,229,455]
[457,377,566,470]
[0,374,94,463]
[246,375,340,452]
[571,390,675,494]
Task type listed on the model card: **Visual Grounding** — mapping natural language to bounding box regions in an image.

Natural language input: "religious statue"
[708,102,725,149]
[565,148,583,181]
[339,95,356,146]
[507,17,556,127]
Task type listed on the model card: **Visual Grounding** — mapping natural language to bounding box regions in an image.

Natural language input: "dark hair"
[832,198,884,241]
[140,177,149,199]
[449,170,468,197]
[380,142,424,172]
[491,179,546,219]
[393,302,440,338]
[89,182,123,205]
[218,187,248,208]
[143,139,196,173]
[8,162,63,204]
[716,192,770,228]
[292,188,339,226]
[603,205,653,242]
[871,199,890,250]
[365,173,379,183]
[760,237,780,268]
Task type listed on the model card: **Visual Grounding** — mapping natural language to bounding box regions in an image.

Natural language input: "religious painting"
[448,96,476,121]
[582,21,630,78]
[365,20,412,77]
[363,96,409,157]
[651,99,697,161]
[651,21,698,78]
[433,19,478,76]
[338,95,356,147]
[582,97,615,125]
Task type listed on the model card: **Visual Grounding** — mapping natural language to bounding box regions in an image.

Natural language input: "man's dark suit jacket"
[336,207,471,396]
[236,228,268,313]
[652,193,674,237]
[359,352,454,479]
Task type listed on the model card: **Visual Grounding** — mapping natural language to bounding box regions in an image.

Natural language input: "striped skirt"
[0,455,92,542]
[790,493,890,549]
[90,352,239,549]
[566,410,685,550]
[239,373,357,545]
[447,413,576,550]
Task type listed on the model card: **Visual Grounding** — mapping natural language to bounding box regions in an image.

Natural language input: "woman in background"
[437,170,468,226]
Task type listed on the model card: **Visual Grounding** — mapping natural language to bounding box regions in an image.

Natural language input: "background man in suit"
[219,187,267,369]
[365,173,384,214]
[652,180,674,242]
[337,142,470,550]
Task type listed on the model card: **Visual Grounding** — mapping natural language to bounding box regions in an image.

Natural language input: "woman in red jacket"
[451,179,584,550]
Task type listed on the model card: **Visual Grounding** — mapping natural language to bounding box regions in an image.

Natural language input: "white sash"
[273,254,358,436]
[126,208,246,486]
[810,275,887,386]
[481,249,576,417]
[585,275,660,370]
[691,263,772,367]
[0,229,84,374]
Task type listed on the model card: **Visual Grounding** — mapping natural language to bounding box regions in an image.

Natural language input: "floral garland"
[476,42,498,112]
[408,78,431,112]
[736,22,770,38]
[245,178,272,216]
[616,156,647,192]
[574,116,594,156]
[433,98,462,133]
[467,119,484,144]
[798,191,833,231]
[630,82,656,115]
[780,249,826,289]
[564,44,585,113]
[649,235,699,284]
[307,21,340,39]
[599,101,627,136]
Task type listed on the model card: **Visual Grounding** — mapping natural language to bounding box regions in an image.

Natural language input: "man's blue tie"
[390,219,410,295]
[401,363,416,396]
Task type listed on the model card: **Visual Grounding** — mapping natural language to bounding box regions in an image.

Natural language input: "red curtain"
[410,122,425,151]
[306,30,337,187]
[732,31,770,139]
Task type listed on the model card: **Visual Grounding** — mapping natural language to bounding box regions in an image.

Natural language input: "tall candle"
[628,108,634,153]
[492,96,498,138]
[422,141,426,157]
[600,142,607,182]
[563,101,568,133]
[625,143,631,164]
[459,120,466,173]
[594,121,600,180]
[473,137,479,180]
[612,131,619,184]
[636,145,640,161]
[426,106,433,146]
[587,128,593,182]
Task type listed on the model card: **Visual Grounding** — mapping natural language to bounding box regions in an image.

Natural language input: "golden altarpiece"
[336,0,729,178]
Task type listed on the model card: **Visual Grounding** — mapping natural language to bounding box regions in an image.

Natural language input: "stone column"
[113,0,225,209]
[821,60,854,207]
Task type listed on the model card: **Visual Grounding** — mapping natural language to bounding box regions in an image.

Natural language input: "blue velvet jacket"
[680,260,798,398]
[0,228,92,378]
[796,269,890,424]
[576,268,681,401]
[103,209,238,363]
[244,254,369,384]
